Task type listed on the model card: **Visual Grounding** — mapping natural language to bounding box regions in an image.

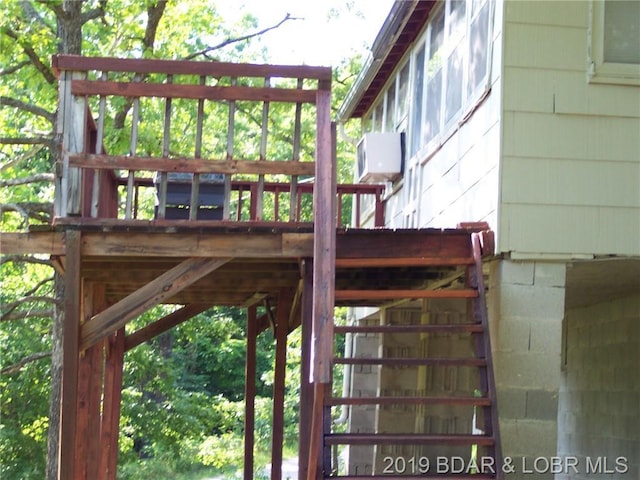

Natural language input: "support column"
[299,260,313,480]
[60,230,82,480]
[489,259,566,480]
[271,289,293,480]
[244,306,257,480]
[75,282,107,479]
[99,328,125,480]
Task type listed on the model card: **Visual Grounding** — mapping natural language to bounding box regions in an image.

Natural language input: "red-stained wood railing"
[53,54,386,228]
[110,177,385,227]
[52,55,333,222]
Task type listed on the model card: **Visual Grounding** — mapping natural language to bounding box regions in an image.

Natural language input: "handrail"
[53,55,386,228]
[53,54,332,223]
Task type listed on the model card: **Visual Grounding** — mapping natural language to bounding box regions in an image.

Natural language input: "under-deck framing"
[1,55,500,479]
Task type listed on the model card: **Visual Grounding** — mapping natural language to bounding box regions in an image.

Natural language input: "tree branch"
[1,309,54,322]
[2,27,56,84]
[0,145,46,172]
[80,1,108,25]
[0,136,52,146]
[0,60,31,76]
[0,173,54,187]
[0,202,52,226]
[184,13,301,60]
[0,352,52,375]
[2,296,61,318]
[1,96,55,123]
[143,0,167,51]
[20,1,55,33]
[0,255,54,268]
[36,0,65,20]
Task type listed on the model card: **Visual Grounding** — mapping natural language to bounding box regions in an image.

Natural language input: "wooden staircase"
[319,232,501,479]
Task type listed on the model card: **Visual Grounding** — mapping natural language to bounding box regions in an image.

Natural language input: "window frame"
[588,0,640,86]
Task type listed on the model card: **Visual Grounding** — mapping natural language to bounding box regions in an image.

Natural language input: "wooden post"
[271,289,293,480]
[75,282,106,479]
[99,328,125,480]
[299,260,313,480]
[244,306,257,480]
[60,230,82,480]
[311,89,335,384]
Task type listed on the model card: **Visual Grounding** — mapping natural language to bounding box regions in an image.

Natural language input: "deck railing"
[52,55,384,227]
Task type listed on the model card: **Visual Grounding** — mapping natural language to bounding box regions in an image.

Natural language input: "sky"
[216,0,395,66]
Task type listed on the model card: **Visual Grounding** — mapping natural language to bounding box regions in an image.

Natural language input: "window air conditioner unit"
[356,132,403,183]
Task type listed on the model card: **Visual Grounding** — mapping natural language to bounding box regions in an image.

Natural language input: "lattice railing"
[52,55,384,227]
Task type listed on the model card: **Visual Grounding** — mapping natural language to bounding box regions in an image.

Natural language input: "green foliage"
[1,1,367,478]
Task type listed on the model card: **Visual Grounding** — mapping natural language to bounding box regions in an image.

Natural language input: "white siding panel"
[501,157,640,208]
[505,68,640,118]
[503,112,640,162]
[503,22,586,72]
[503,67,555,114]
[505,0,588,29]
[500,203,640,256]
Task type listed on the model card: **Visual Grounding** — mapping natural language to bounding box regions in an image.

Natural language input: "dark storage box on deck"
[155,173,225,220]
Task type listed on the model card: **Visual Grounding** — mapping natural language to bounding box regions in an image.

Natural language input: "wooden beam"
[68,154,316,176]
[78,232,313,258]
[71,80,318,104]
[336,229,473,260]
[124,303,212,351]
[0,231,64,255]
[60,230,81,480]
[243,306,257,480]
[335,256,473,267]
[53,55,332,82]
[80,257,231,349]
[335,289,478,301]
[271,289,294,480]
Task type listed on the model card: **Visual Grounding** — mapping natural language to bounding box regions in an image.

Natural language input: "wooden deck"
[0,53,501,479]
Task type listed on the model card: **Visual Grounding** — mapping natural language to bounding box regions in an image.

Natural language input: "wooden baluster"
[157,74,173,220]
[91,71,108,218]
[224,77,236,220]
[190,75,206,221]
[290,78,303,222]
[125,74,140,220]
[257,76,270,221]
[59,70,87,217]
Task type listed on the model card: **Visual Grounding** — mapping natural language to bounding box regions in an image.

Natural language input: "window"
[589,0,640,85]
[410,45,426,156]
[411,0,493,160]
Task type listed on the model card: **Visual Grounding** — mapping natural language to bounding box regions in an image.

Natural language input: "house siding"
[382,0,504,232]
[499,0,640,257]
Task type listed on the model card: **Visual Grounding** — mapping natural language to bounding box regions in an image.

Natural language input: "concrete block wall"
[557,294,640,480]
[488,260,566,479]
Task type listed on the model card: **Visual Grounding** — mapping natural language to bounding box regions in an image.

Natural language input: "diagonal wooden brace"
[80,257,231,350]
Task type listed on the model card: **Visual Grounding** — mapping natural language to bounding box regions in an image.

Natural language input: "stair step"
[335,289,478,302]
[327,396,491,406]
[334,357,486,367]
[334,324,483,334]
[335,256,475,267]
[324,433,494,446]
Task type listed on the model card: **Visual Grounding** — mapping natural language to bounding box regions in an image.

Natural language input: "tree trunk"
[46,3,83,478]
[45,274,64,480]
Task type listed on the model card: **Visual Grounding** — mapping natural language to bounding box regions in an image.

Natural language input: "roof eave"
[338,0,436,121]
